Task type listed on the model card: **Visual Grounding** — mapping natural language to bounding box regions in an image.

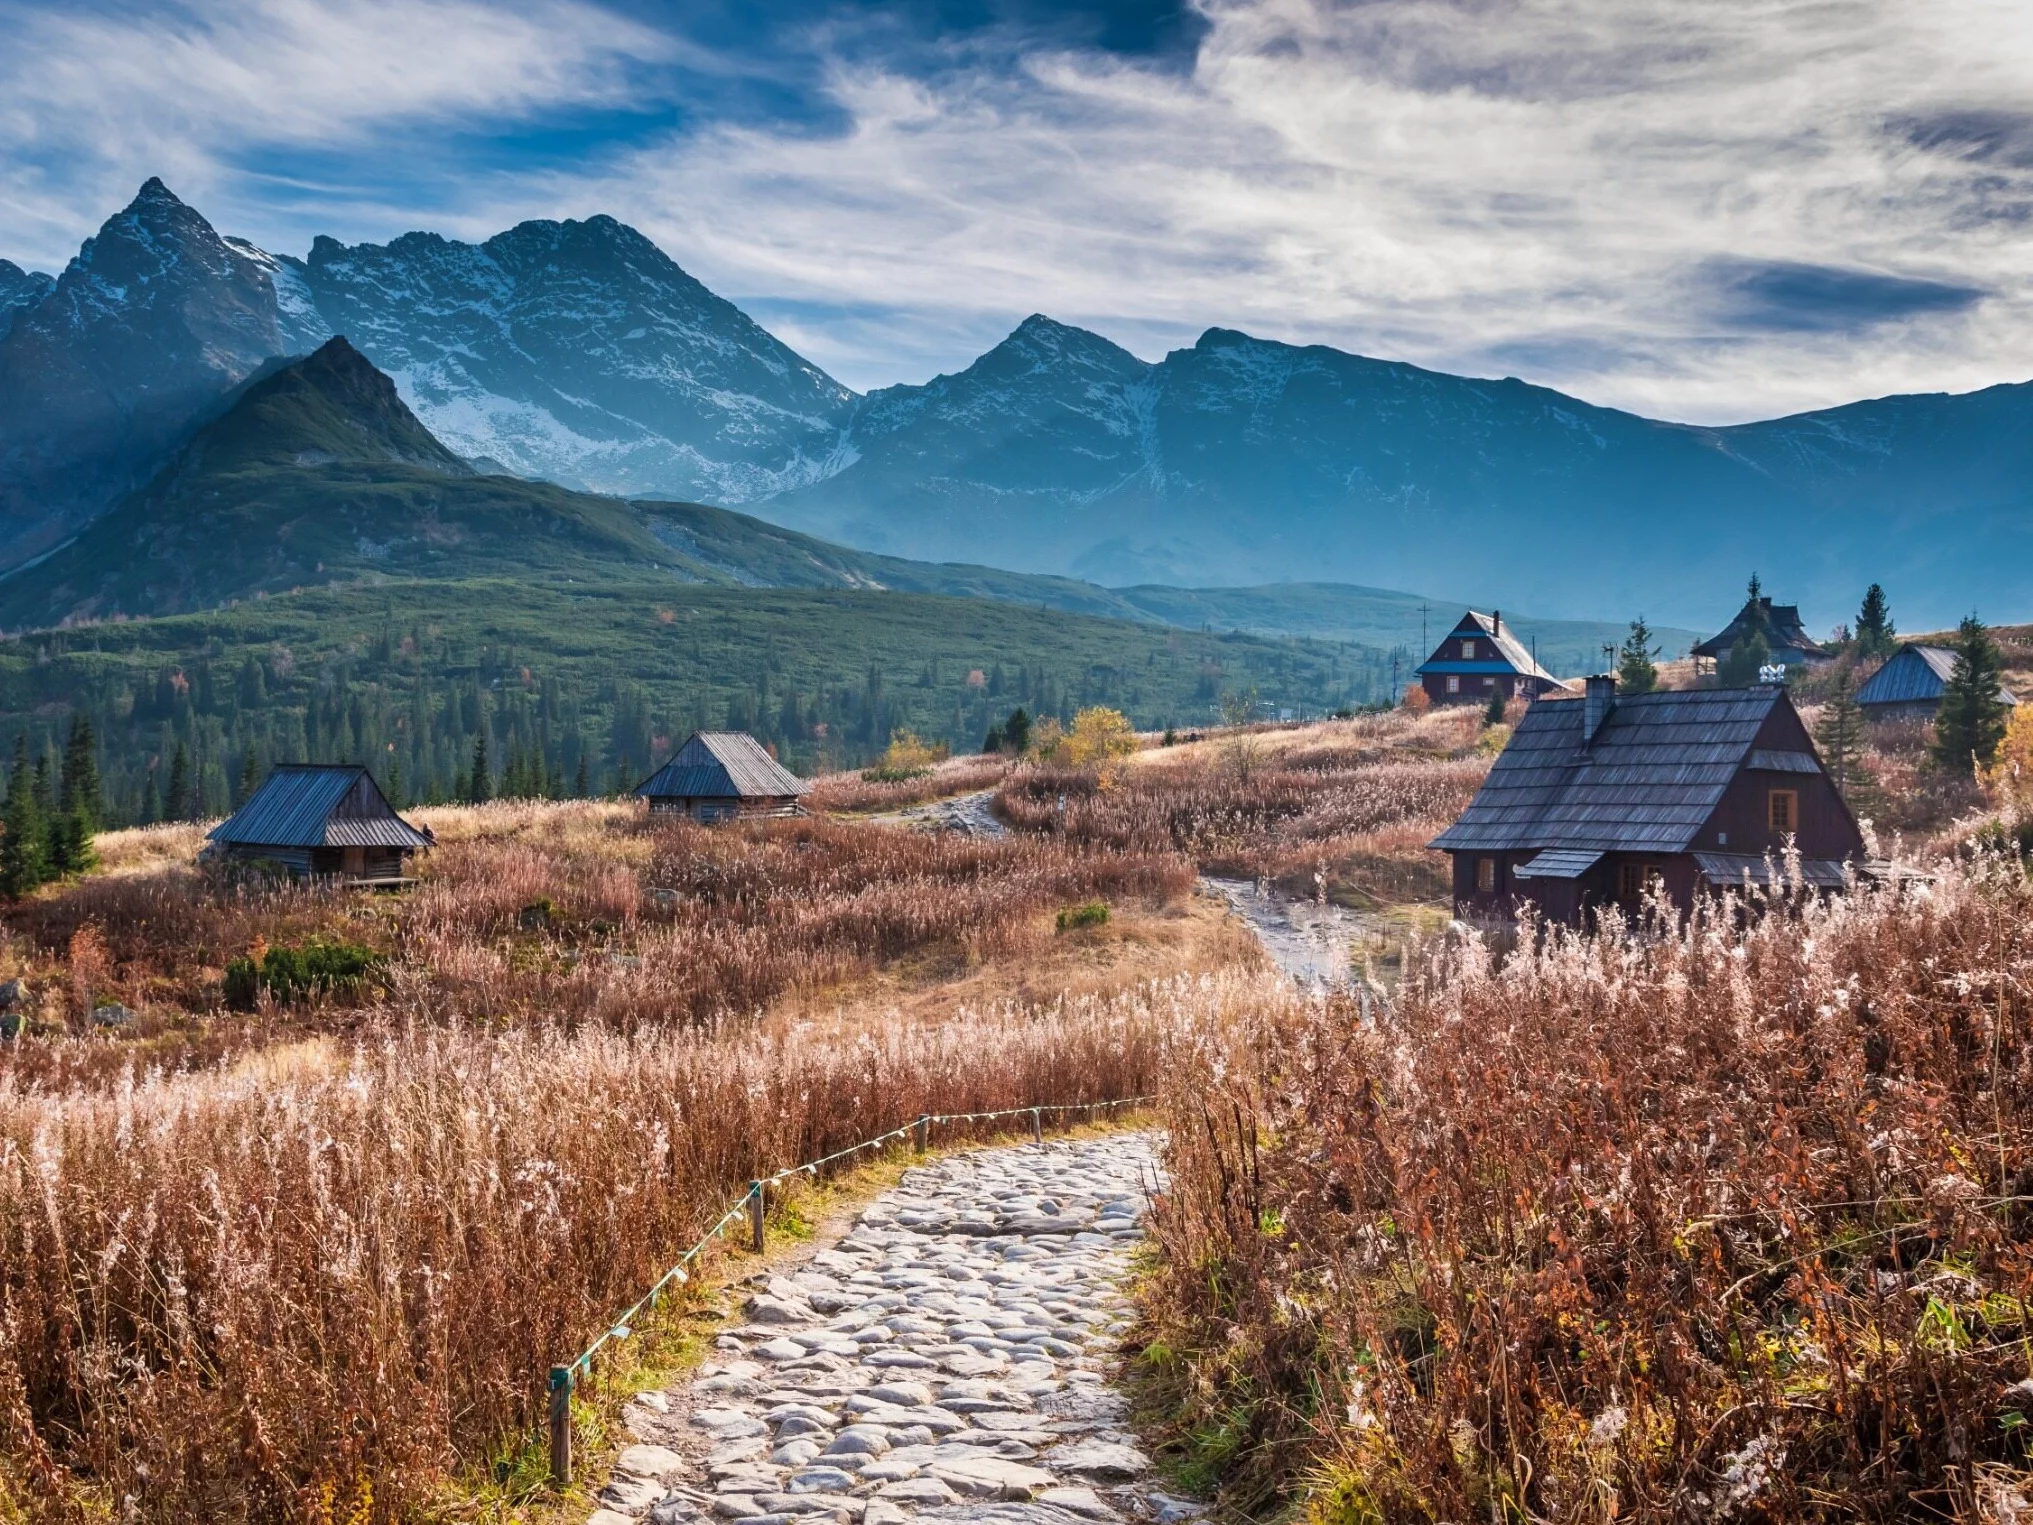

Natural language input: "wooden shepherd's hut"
[206,764,433,882]
[635,732,809,821]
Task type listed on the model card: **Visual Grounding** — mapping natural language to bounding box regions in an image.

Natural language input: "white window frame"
[1461,639,1476,659]
[1446,675,1460,694]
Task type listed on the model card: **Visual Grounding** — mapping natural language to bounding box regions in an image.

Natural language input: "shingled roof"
[1416,609,1564,683]
[209,764,432,850]
[635,732,809,800]
[1692,596,1826,660]
[1431,686,1802,855]
[1857,644,2017,707]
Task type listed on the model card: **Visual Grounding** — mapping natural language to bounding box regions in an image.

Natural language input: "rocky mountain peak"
[0,261,54,339]
[181,334,470,476]
[0,180,289,556]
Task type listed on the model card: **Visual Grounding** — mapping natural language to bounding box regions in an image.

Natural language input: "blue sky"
[2,0,2031,422]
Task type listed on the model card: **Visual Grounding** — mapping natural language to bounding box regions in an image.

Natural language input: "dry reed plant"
[1138,863,2033,1521]
[0,809,1191,1073]
[999,726,1486,903]
[1,980,1204,1521]
[804,754,1011,814]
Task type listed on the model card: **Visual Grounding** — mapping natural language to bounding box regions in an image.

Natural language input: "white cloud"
[0,0,670,269]
[5,0,2032,422]
[560,0,2033,420]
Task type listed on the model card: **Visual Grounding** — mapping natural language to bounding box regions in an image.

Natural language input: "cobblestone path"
[589,1132,1199,1525]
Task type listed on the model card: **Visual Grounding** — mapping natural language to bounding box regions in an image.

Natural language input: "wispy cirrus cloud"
[4,0,2033,422]
[561,0,2033,419]
[0,0,674,266]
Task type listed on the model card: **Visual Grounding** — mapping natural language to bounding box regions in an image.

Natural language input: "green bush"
[223,939,385,1010]
[1055,901,1109,932]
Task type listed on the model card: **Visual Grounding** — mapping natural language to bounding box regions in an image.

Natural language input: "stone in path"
[588,1134,1197,1525]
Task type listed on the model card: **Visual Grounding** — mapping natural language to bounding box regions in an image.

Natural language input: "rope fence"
[544,1093,1154,1486]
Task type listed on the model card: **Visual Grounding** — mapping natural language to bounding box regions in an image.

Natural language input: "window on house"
[1461,639,1476,659]
[1617,861,1661,902]
[1476,857,1496,892]
[1768,790,1797,833]
[1446,676,1460,694]
[1484,675,1496,689]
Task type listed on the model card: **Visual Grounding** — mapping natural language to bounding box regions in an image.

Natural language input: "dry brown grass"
[1,980,1196,1522]
[0,781,1246,1522]
[804,754,1011,814]
[997,713,1487,908]
[0,806,1193,1089]
[1138,863,2033,1522]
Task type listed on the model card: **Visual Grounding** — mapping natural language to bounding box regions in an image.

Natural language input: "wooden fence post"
[914,1115,929,1154]
[548,1365,574,1488]
[748,1181,766,1253]
[1031,1108,1043,1144]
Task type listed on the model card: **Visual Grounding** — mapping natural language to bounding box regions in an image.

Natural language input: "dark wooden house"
[1693,593,1829,669]
[1414,609,1565,705]
[635,732,809,821]
[1856,643,2016,722]
[1431,676,1865,925]
[206,764,433,881]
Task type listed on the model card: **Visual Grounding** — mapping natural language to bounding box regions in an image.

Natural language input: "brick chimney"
[1492,609,1501,637]
[1584,672,1616,744]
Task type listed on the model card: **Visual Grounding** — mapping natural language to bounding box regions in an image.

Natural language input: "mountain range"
[2,180,2026,630]
[0,332,1667,674]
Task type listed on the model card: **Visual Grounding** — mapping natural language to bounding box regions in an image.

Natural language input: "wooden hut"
[635,732,808,821]
[1693,592,1829,669]
[206,764,432,882]
[1414,609,1566,705]
[1431,675,1866,926]
[1856,643,2016,722]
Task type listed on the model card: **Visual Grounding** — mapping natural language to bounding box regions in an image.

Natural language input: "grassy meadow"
[2,693,2030,1522]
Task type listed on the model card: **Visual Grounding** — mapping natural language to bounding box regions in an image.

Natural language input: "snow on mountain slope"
[281,215,854,500]
[0,180,289,555]
[0,262,54,341]
[767,319,2033,626]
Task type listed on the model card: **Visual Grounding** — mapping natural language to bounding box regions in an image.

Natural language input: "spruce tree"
[59,715,101,827]
[165,743,191,822]
[141,770,162,827]
[1932,614,2011,776]
[573,753,589,799]
[469,731,493,804]
[1718,626,1772,689]
[1814,668,1873,804]
[1856,584,1896,658]
[235,746,261,809]
[1617,616,1660,695]
[0,735,47,898]
[1004,708,1032,755]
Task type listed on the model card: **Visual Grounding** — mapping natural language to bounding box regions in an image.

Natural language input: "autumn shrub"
[1056,901,1109,932]
[1,980,1200,1521]
[222,937,384,1010]
[1139,864,2033,1520]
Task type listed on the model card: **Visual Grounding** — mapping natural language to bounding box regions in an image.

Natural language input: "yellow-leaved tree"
[1064,707,1139,769]
[1982,704,2033,806]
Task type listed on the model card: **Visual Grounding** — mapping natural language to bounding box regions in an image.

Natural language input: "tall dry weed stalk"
[1141,865,2033,1520]
[1000,731,1485,898]
[0,981,1203,1520]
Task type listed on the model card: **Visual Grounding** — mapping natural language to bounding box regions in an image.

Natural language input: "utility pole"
[1420,602,1430,656]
